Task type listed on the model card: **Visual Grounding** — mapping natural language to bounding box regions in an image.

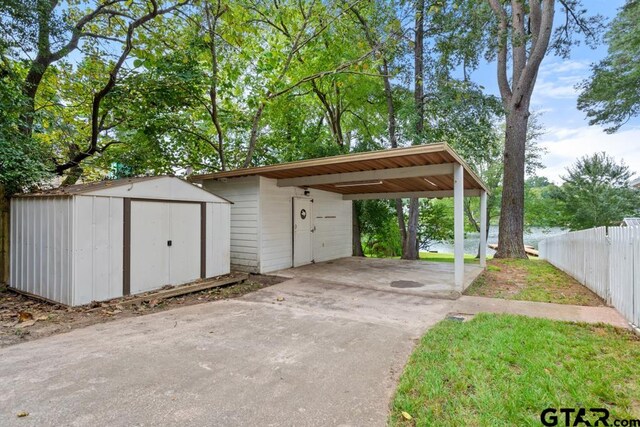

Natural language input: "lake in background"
[426,226,567,256]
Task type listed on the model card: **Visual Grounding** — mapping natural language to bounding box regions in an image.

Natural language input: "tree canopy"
[0,0,616,259]
[556,153,640,229]
[578,0,640,133]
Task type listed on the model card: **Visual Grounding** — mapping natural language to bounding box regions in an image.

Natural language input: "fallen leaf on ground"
[148,299,160,308]
[16,411,29,418]
[401,411,413,420]
[18,311,33,322]
[276,297,285,302]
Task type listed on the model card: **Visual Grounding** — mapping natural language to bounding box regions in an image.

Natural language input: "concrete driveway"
[0,277,453,427]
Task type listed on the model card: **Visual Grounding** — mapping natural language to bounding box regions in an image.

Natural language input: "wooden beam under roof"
[342,189,482,200]
[276,164,454,187]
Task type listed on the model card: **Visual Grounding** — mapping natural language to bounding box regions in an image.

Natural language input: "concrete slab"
[0,279,453,427]
[0,259,628,427]
[275,257,484,299]
[454,296,629,328]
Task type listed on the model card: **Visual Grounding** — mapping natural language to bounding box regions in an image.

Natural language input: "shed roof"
[16,176,231,203]
[17,176,165,197]
[190,143,488,198]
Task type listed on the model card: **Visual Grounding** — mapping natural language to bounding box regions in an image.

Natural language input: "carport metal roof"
[190,143,488,200]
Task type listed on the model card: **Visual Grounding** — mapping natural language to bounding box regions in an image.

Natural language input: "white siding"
[73,196,123,305]
[203,177,260,272]
[10,197,74,305]
[206,202,231,277]
[259,178,295,273]
[258,177,352,274]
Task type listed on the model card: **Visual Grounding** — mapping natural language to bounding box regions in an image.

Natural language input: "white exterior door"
[129,201,202,294]
[293,198,314,267]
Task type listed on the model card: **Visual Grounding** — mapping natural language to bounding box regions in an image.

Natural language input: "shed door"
[168,203,201,285]
[129,201,201,294]
[293,198,314,267]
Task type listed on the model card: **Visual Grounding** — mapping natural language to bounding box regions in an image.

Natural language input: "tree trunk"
[243,103,265,168]
[401,0,424,261]
[402,197,420,259]
[352,201,364,256]
[495,107,529,259]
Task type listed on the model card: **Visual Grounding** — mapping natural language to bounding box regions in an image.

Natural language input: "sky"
[468,0,640,184]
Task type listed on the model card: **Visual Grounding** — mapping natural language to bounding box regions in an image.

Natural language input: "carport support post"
[479,190,487,268]
[453,164,464,290]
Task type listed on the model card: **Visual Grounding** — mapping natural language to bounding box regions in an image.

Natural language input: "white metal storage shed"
[10,176,231,306]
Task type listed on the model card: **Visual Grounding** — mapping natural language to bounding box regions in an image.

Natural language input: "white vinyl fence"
[539,226,640,328]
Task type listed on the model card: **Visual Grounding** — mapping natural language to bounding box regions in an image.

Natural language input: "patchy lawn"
[465,258,604,306]
[373,252,480,264]
[390,314,640,427]
[418,251,480,264]
[0,274,284,348]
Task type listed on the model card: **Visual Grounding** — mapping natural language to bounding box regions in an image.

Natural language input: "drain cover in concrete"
[390,280,424,288]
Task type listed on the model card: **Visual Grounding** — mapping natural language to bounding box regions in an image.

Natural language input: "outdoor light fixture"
[423,178,438,188]
[334,180,383,188]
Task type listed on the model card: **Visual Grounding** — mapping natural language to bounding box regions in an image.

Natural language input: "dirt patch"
[0,274,286,348]
[465,259,605,306]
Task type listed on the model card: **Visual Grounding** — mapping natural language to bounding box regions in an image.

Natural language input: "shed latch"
[167,240,172,247]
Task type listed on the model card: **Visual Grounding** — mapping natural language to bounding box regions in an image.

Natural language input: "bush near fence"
[539,226,640,327]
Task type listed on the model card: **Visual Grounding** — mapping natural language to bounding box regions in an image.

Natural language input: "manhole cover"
[390,280,424,288]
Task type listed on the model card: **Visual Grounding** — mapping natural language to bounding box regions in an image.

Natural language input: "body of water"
[425,226,567,256]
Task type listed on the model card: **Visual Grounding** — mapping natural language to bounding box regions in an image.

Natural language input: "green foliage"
[0,69,50,194]
[524,176,566,228]
[557,152,640,229]
[417,199,453,250]
[578,0,640,133]
[358,200,402,257]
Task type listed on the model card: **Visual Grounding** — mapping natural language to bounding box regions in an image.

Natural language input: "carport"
[192,143,489,290]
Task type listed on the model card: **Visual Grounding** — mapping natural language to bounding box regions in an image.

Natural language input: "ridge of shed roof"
[15,175,169,197]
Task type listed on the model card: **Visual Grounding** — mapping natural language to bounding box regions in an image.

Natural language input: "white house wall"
[259,177,352,274]
[10,197,74,305]
[73,196,124,305]
[206,202,231,277]
[203,177,260,272]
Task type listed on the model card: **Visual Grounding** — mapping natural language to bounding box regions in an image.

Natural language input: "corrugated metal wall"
[11,190,231,306]
[73,196,124,305]
[10,197,74,305]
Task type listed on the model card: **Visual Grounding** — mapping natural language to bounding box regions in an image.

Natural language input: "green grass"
[418,251,481,264]
[466,258,604,306]
[390,314,640,426]
[369,252,481,264]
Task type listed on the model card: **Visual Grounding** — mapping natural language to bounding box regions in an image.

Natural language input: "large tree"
[578,0,640,133]
[485,0,602,258]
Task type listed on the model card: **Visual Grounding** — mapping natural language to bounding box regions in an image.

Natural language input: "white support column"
[479,190,487,268]
[453,164,464,290]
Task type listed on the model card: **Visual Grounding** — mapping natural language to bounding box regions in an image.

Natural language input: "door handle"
[167,240,172,247]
